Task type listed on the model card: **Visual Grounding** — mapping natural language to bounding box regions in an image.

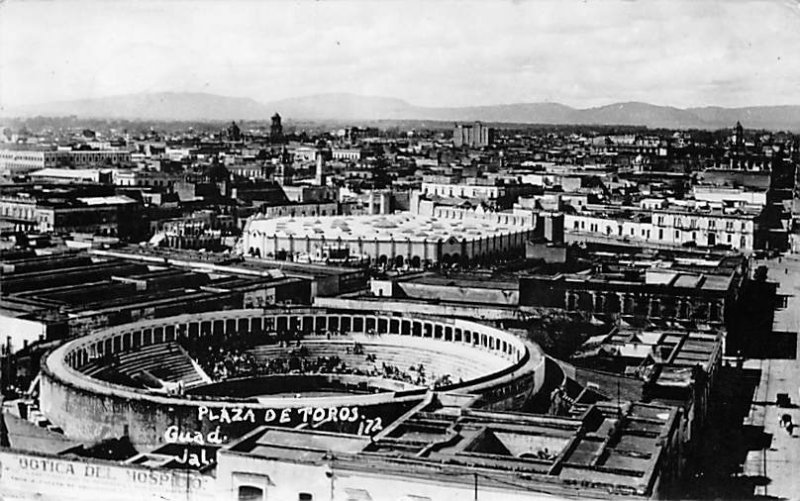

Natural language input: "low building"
[281,185,339,204]
[651,206,763,250]
[691,185,767,207]
[519,254,748,329]
[0,191,143,239]
[419,181,537,210]
[68,149,131,167]
[0,149,69,177]
[216,400,684,500]
[113,169,181,190]
[242,212,536,267]
[564,203,765,252]
[571,328,723,453]
[28,168,113,184]
[371,272,519,305]
[253,200,341,219]
[331,147,363,161]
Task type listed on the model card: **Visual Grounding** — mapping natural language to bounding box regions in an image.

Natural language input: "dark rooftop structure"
[570,328,723,454]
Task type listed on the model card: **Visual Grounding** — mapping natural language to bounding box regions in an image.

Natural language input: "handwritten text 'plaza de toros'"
[164,405,384,445]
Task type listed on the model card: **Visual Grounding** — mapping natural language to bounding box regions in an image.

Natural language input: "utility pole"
[474,472,478,501]
[328,452,335,501]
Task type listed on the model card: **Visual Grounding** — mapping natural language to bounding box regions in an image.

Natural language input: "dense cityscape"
[1,111,798,500]
[2,0,800,500]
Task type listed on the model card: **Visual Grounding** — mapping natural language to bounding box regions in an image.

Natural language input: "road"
[743,255,800,499]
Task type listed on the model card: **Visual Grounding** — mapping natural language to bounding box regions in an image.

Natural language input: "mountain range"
[3,92,799,131]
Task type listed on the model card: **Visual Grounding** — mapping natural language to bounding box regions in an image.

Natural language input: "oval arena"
[40,308,546,449]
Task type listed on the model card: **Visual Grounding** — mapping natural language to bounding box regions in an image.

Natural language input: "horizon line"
[6,90,800,112]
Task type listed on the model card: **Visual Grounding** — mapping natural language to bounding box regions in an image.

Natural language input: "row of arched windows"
[63,311,526,373]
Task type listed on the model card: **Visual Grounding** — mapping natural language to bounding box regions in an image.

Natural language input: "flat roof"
[2,412,78,455]
[222,401,678,498]
[574,329,721,382]
[77,195,138,206]
[399,274,517,290]
[246,213,526,242]
[240,428,371,458]
[30,168,107,178]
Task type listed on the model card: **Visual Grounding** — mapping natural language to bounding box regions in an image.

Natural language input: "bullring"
[40,307,546,449]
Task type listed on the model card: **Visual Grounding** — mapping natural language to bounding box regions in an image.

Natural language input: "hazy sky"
[1,0,800,109]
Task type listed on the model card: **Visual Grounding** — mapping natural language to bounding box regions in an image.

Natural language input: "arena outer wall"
[40,308,546,449]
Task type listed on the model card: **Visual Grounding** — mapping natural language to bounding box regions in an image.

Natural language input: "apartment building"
[565,205,762,251]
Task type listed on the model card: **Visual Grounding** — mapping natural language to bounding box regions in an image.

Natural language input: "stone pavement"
[743,255,800,500]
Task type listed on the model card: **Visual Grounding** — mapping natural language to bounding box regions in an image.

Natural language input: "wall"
[0,449,214,501]
[244,229,534,266]
[565,210,758,251]
[526,242,568,263]
[315,297,523,321]
[39,367,421,450]
[40,308,537,450]
[395,282,519,306]
[215,452,581,501]
[519,275,729,324]
[698,170,770,190]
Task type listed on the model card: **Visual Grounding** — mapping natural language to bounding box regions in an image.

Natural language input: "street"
[743,255,800,499]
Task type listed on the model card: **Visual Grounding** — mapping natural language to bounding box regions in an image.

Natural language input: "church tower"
[733,121,744,151]
[270,113,283,142]
[275,146,293,185]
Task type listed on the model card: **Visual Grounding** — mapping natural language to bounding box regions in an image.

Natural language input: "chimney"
[315,151,325,186]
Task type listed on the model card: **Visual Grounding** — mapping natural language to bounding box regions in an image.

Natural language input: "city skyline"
[2,0,800,110]
[2,1,800,500]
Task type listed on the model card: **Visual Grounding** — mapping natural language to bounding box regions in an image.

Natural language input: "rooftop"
[246,213,526,242]
[29,168,109,178]
[396,273,517,291]
[573,328,723,388]
[222,400,679,499]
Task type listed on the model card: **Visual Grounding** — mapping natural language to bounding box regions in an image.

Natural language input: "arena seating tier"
[90,343,205,387]
[247,340,507,382]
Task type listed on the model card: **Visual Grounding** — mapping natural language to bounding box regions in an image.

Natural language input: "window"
[709,219,716,229]
[343,488,373,501]
[298,494,313,501]
[238,486,264,501]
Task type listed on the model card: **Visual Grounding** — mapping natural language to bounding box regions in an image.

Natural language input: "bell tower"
[275,146,293,185]
[270,113,283,142]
